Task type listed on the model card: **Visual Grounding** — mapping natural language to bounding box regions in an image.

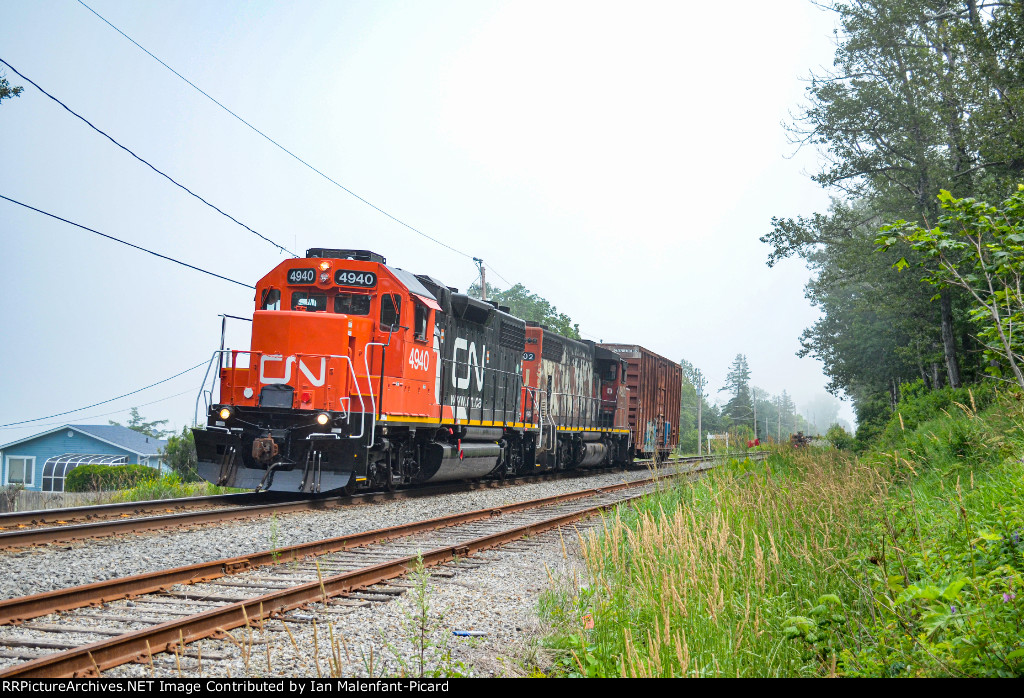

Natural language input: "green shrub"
[65,463,160,492]
[879,379,994,447]
[826,424,855,450]
[837,448,1024,676]
[109,473,243,502]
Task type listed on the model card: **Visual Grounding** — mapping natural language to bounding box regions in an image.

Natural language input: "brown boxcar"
[598,344,682,458]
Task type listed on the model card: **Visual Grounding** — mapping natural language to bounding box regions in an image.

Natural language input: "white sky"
[0,0,847,445]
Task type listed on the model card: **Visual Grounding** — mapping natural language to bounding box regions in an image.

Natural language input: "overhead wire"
[0,390,194,431]
[68,3,594,336]
[1,194,256,289]
[0,361,208,428]
[75,0,474,261]
[483,262,512,288]
[0,57,297,257]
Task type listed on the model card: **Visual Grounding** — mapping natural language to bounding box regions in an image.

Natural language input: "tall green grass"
[840,394,1024,677]
[539,389,1024,677]
[540,449,888,677]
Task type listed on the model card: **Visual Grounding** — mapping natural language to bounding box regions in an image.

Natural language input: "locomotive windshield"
[291,292,327,312]
[334,293,372,315]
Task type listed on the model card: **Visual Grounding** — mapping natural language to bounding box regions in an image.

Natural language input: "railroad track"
[0,491,299,530]
[0,454,727,549]
[0,460,721,678]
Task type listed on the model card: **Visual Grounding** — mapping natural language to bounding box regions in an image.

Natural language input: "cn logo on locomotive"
[452,337,486,391]
[259,355,327,387]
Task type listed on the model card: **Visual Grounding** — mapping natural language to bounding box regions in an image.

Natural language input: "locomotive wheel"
[341,476,357,497]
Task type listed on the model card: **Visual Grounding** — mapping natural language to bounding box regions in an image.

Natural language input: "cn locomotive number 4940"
[194,249,677,494]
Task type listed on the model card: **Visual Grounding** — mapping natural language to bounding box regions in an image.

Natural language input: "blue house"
[0,425,168,492]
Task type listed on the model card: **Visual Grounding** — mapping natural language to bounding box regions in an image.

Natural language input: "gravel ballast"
[0,468,665,601]
[0,466,697,676]
[101,524,592,678]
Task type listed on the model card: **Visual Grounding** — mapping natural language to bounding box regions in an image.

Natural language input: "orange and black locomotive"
[194,248,634,493]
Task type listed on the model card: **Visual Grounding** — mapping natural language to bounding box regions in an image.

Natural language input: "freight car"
[597,344,682,459]
[193,248,633,493]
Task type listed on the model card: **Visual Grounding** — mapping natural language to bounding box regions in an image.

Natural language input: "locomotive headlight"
[318,261,331,272]
[316,412,331,426]
[219,407,233,420]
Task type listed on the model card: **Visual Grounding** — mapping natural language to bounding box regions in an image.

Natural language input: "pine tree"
[721,355,753,426]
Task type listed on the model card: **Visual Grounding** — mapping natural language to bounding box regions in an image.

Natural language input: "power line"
[0,57,296,257]
[0,361,208,428]
[76,0,474,261]
[72,4,594,333]
[484,262,512,288]
[1,194,255,289]
[0,390,194,431]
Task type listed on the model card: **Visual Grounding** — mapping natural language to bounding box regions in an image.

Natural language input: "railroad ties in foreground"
[0,459,728,678]
[0,457,701,550]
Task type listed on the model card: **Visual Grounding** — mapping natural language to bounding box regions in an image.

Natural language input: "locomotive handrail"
[546,391,607,430]
[524,386,543,447]
[194,349,225,426]
[296,352,369,442]
[363,342,385,448]
[440,356,525,425]
[194,349,371,442]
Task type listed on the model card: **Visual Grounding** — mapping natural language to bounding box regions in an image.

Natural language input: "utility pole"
[473,257,487,301]
[694,369,706,455]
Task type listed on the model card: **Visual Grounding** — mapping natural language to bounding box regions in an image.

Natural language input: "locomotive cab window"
[380,293,401,330]
[334,293,371,316]
[603,363,617,381]
[292,292,327,312]
[413,300,430,341]
[261,288,281,310]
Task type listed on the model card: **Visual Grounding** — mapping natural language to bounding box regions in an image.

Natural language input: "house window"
[5,456,34,487]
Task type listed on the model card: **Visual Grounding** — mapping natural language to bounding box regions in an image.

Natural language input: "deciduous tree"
[468,282,580,339]
[161,427,199,482]
[109,407,172,439]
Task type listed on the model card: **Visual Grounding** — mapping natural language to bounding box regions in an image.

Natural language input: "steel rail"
[0,491,298,529]
[0,453,712,529]
[0,465,714,626]
[0,472,687,678]
[0,456,714,549]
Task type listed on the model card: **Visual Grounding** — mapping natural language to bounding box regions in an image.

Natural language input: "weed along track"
[0,457,704,550]
[0,465,720,678]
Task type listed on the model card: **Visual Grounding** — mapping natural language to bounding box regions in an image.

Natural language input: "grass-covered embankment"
[539,387,1024,677]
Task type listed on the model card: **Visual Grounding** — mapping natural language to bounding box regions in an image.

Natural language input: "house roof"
[0,424,168,455]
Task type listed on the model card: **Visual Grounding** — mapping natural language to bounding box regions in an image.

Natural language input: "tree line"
[762,0,1024,443]
[677,354,845,452]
